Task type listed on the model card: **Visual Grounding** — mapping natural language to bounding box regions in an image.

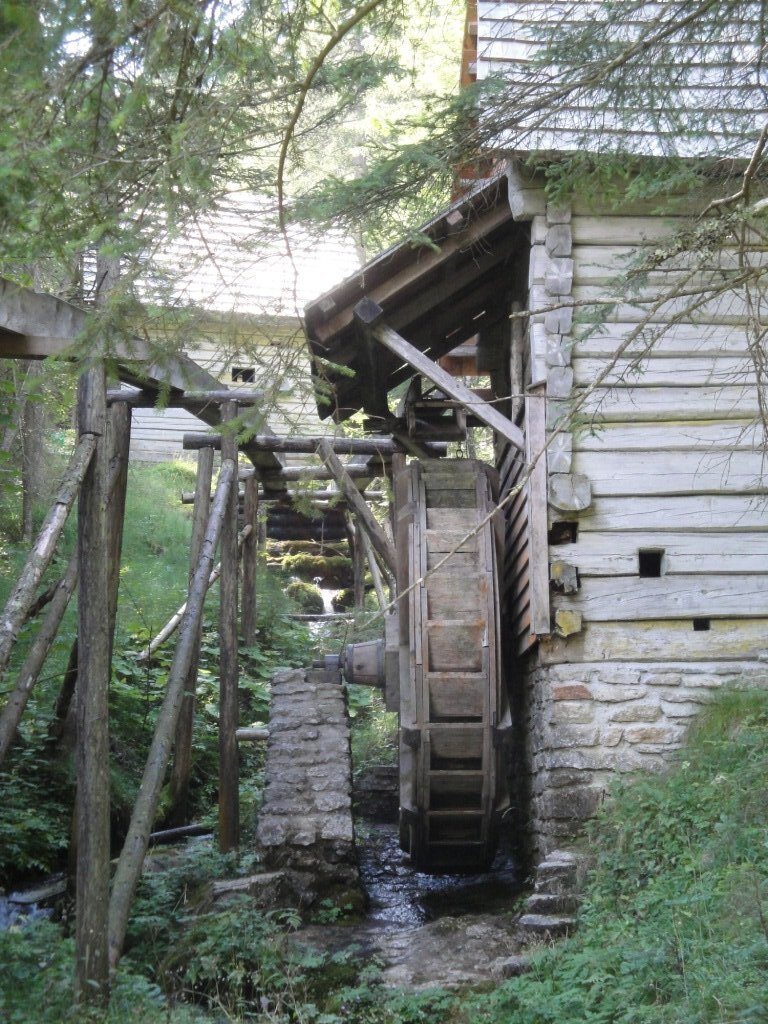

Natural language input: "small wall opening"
[549,521,578,545]
[638,548,665,577]
[693,618,711,632]
[232,366,255,383]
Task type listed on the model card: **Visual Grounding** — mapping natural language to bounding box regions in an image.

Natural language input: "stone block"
[625,726,678,745]
[554,608,583,638]
[641,672,682,687]
[550,701,594,725]
[592,684,647,703]
[552,683,592,701]
[609,702,662,723]
[601,726,624,747]
[544,724,600,748]
[540,785,603,821]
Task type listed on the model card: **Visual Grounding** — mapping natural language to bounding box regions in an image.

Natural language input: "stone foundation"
[256,667,361,907]
[522,658,768,856]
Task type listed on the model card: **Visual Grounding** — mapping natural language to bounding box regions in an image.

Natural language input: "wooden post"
[353,521,365,610]
[108,458,235,970]
[240,473,259,645]
[316,439,397,575]
[105,402,131,656]
[168,444,214,827]
[75,363,111,1006]
[358,524,388,610]
[526,382,551,637]
[0,433,95,677]
[218,402,240,852]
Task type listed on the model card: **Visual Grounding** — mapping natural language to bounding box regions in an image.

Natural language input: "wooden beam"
[218,402,240,853]
[316,440,397,576]
[106,388,264,408]
[183,431,443,457]
[355,301,525,452]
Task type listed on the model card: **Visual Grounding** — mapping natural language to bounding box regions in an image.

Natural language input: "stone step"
[524,892,580,916]
[518,913,576,940]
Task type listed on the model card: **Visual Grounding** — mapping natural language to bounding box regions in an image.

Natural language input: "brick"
[552,683,592,701]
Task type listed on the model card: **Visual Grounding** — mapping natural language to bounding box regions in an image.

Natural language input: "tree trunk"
[167,444,214,828]
[74,363,111,1007]
[218,403,239,853]
[107,458,235,971]
[21,362,47,544]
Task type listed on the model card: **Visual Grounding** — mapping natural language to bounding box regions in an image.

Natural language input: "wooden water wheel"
[393,458,510,871]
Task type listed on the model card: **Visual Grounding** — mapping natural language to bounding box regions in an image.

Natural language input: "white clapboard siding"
[573,324,753,358]
[556,576,768,621]
[575,384,760,422]
[560,531,768,576]
[574,420,764,453]
[575,495,768,533]
[539,618,768,664]
[572,356,757,389]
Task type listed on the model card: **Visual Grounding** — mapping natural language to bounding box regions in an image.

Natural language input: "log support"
[240,474,259,646]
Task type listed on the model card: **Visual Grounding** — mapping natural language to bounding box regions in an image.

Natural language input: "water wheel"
[393,458,510,871]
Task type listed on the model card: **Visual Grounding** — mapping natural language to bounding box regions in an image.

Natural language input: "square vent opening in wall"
[638,548,665,578]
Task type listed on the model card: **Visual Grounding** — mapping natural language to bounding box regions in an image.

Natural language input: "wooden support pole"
[0,550,78,766]
[316,439,397,576]
[236,727,269,742]
[0,433,96,677]
[354,298,526,452]
[240,474,259,646]
[353,521,365,611]
[358,524,388,610]
[106,402,131,658]
[168,444,215,827]
[218,402,240,853]
[106,388,264,407]
[108,457,235,971]
[526,382,551,638]
[75,363,111,1005]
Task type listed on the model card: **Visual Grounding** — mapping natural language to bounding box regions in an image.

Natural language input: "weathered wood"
[235,727,270,742]
[180,488,385,504]
[352,521,365,610]
[218,403,240,853]
[549,473,592,513]
[577,494,768,532]
[573,355,756,389]
[358,522,389,609]
[240,474,259,646]
[564,530,768,576]
[75,363,111,1004]
[108,457,235,970]
[539,617,768,664]
[0,550,78,766]
[557,575,768,621]
[168,444,215,828]
[0,433,96,676]
[106,403,131,656]
[316,439,397,575]
[526,382,550,637]
[357,309,525,452]
[148,823,210,846]
[106,388,264,407]
[192,432,427,456]
[574,450,767,497]
[575,419,764,452]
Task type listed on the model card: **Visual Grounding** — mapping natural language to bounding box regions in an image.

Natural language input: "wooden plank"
[575,419,764,452]
[526,382,550,636]
[557,575,768,620]
[426,574,487,618]
[562,530,768,575]
[573,323,752,358]
[427,621,485,672]
[576,494,768,532]
[539,618,768,664]
[427,674,485,721]
[577,384,760,422]
[573,450,768,497]
[316,440,396,575]
[573,355,756,389]
[359,313,524,451]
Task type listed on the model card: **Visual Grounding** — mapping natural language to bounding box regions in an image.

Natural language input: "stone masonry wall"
[524,658,768,856]
[256,667,360,905]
